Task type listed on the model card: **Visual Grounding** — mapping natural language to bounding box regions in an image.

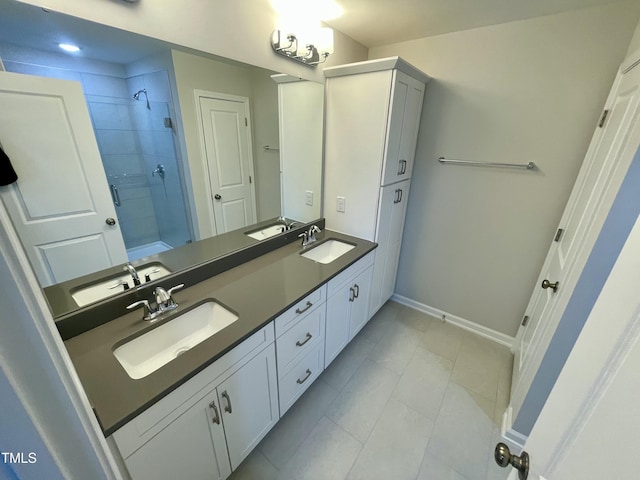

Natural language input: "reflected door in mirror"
[0,72,127,286]
[198,93,257,234]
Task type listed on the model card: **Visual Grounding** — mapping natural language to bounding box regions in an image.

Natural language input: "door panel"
[199,95,256,235]
[0,72,127,286]
[509,60,640,427]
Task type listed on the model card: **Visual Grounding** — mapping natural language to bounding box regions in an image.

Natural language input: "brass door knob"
[541,279,559,292]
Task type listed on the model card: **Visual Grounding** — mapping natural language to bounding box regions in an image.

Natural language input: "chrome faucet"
[154,284,184,313]
[125,263,141,286]
[299,225,321,247]
[308,225,321,243]
[126,283,185,321]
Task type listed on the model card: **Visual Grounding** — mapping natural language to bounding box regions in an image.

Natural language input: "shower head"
[132,89,150,110]
[132,88,146,100]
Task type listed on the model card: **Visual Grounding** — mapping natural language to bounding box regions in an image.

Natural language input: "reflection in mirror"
[0,2,323,307]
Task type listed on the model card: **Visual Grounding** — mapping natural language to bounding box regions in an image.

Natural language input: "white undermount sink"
[300,239,355,264]
[246,224,285,240]
[71,263,172,307]
[113,301,239,379]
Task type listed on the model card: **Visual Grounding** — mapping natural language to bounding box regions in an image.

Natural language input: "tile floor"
[229,301,513,480]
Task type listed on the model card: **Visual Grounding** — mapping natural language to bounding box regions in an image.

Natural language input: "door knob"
[105,217,116,226]
[541,279,559,292]
[494,443,529,480]
[214,194,222,200]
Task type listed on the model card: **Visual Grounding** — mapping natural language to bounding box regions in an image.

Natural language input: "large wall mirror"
[0,1,324,313]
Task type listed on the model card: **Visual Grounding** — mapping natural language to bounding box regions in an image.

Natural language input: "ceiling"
[323,0,629,47]
[0,0,630,64]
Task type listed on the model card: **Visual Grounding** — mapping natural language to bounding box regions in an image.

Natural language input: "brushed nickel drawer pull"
[221,391,232,414]
[296,369,312,384]
[295,301,313,314]
[296,332,313,347]
[209,400,220,424]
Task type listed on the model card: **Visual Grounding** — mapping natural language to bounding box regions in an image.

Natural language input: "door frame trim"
[193,89,258,237]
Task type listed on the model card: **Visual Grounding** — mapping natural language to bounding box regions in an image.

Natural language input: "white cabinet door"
[124,391,231,480]
[381,72,425,186]
[381,181,411,302]
[370,180,411,315]
[325,282,352,366]
[218,346,279,470]
[349,265,374,338]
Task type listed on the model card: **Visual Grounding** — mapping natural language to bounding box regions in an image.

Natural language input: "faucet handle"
[127,300,159,321]
[167,284,184,296]
[298,231,309,246]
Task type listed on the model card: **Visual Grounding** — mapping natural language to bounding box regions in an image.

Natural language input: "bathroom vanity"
[59,226,376,480]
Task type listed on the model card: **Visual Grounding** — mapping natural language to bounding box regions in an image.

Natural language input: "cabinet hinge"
[554,228,564,242]
[521,315,530,327]
[598,109,609,128]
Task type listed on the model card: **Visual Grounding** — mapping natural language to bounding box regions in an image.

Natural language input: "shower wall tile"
[144,70,172,103]
[81,72,128,98]
[101,154,145,176]
[89,102,133,130]
[130,104,153,131]
[2,61,83,83]
[95,129,139,155]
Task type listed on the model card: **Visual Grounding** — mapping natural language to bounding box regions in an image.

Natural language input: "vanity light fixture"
[58,43,80,53]
[270,28,333,67]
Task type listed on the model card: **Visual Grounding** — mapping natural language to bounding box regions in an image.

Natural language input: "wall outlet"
[337,196,346,213]
[305,190,313,206]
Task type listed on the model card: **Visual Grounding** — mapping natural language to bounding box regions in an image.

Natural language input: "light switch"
[337,196,346,213]
[305,190,313,206]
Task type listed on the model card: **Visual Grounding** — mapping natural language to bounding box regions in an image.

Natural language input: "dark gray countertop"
[63,229,376,436]
[45,216,308,319]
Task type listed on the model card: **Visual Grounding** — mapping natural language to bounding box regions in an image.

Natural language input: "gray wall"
[369,2,640,336]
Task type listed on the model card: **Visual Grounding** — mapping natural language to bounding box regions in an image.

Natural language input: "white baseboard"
[390,293,515,349]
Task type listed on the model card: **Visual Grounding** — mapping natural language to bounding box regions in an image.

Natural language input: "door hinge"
[598,109,609,128]
[245,117,248,127]
[554,228,564,242]
[521,315,530,327]
[249,175,252,184]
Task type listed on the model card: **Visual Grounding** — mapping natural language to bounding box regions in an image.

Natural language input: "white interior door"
[508,55,640,430]
[0,71,127,287]
[198,94,256,235]
[508,211,640,480]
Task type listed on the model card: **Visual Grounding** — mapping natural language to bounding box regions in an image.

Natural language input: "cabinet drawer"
[327,251,375,297]
[275,285,326,337]
[276,306,325,377]
[278,343,324,416]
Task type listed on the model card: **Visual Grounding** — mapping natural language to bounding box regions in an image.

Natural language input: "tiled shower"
[1,45,192,261]
[87,70,191,260]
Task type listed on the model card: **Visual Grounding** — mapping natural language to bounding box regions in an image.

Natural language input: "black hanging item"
[0,143,18,186]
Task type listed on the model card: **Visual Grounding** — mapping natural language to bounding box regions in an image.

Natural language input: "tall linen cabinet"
[323,57,430,317]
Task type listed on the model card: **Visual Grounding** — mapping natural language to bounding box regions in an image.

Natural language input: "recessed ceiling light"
[58,43,80,53]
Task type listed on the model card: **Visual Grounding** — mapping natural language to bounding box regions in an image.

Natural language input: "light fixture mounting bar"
[270,30,330,68]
